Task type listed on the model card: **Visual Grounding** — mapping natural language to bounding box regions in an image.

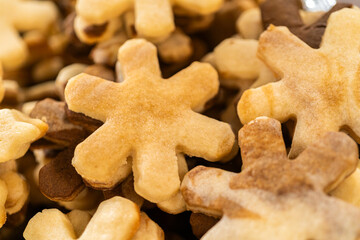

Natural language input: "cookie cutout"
[260,0,351,48]
[23,196,164,240]
[238,8,360,157]
[65,39,235,203]
[181,117,360,240]
[0,109,48,162]
[0,0,58,70]
[75,0,223,43]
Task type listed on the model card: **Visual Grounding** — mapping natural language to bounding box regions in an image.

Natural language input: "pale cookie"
[331,164,360,208]
[65,38,235,203]
[236,8,263,39]
[104,154,188,214]
[0,160,29,228]
[0,179,7,228]
[23,196,164,240]
[181,117,360,240]
[213,37,276,89]
[0,0,58,70]
[157,29,192,64]
[75,0,223,43]
[0,109,48,162]
[211,37,276,131]
[238,8,360,157]
[0,64,5,102]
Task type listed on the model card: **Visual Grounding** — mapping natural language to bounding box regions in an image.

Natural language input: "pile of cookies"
[0,0,360,239]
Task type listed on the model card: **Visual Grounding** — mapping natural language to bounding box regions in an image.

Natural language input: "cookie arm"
[258,26,316,77]
[175,0,223,15]
[169,62,219,110]
[238,117,287,169]
[23,209,77,240]
[0,22,27,70]
[296,132,358,192]
[13,1,58,32]
[181,166,237,217]
[118,39,161,78]
[288,116,339,158]
[72,122,132,189]
[135,0,175,39]
[76,0,132,24]
[321,8,360,52]
[65,73,119,122]
[79,197,140,240]
[238,81,293,125]
[177,111,235,162]
[133,142,180,203]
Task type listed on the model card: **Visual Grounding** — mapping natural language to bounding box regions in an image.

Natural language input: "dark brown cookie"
[65,103,103,132]
[39,146,84,201]
[190,213,219,239]
[30,98,87,145]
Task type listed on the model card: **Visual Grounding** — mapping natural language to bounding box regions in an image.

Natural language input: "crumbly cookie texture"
[23,196,164,240]
[238,8,360,157]
[65,38,235,203]
[0,0,58,70]
[181,117,360,240]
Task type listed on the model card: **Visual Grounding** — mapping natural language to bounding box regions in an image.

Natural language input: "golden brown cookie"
[181,117,360,239]
[65,39,235,203]
[238,8,360,157]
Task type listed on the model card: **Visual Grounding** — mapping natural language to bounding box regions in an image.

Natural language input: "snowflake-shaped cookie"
[65,39,235,203]
[238,8,360,157]
[181,117,360,240]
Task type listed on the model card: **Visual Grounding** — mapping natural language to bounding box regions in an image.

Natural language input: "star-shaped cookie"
[238,8,360,157]
[0,0,58,70]
[181,117,360,240]
[65,39,235,203]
